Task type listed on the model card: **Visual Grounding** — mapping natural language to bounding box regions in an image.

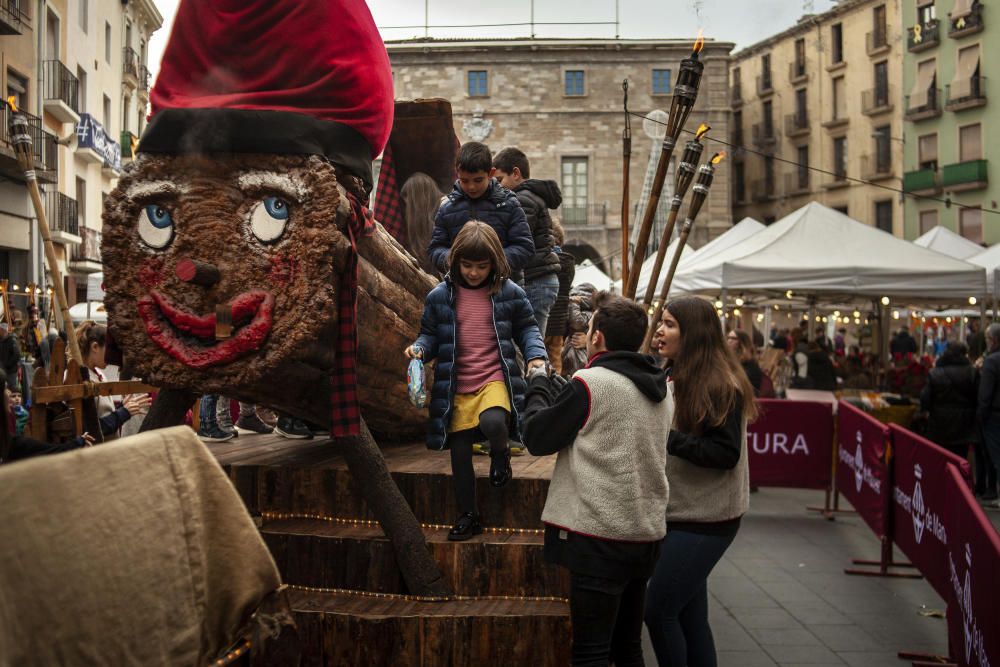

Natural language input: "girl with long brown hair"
[405,222,547,540]
[400,172,445,275]
[644,296,757,667]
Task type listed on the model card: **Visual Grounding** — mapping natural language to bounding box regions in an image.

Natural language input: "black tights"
[448,407,509,516]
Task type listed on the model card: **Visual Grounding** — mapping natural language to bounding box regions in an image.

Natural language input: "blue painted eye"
[137,204,174,249]
[249,196,290,243]
[262,197,289,220]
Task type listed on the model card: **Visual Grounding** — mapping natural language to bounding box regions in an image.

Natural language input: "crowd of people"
[400,141,754,665]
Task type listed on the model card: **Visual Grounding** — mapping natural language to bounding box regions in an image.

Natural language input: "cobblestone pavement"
[639,487,1000,667]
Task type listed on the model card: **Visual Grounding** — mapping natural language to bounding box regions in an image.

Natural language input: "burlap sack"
[0,426,281,666]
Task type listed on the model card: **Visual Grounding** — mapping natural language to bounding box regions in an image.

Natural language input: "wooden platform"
[207,434,570,665]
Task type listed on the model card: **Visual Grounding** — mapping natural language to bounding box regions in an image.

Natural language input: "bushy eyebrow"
[237,171,307,203]
[126,180,183,199]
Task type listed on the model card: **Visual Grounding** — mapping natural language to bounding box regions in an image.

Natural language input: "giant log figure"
[101,0,448,595]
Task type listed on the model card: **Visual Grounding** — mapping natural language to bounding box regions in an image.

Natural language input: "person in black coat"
[921,342,978,459]
[0,324,21,391]
[805,342,838,391]
[976,325,1000,504]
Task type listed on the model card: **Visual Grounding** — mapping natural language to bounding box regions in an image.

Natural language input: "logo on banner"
[838,429,882,495]
[747,432,810,455]
[950,543,990,666]
[893,463,947,546]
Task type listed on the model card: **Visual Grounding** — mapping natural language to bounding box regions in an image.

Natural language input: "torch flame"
[695,123,711,140]
[6,96,17,113]
[711,152,727,165]
[693,30,705,54]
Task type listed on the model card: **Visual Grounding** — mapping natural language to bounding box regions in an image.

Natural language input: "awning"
[909,59,937,109]
[950,0,973,19]
[950,45,980,100]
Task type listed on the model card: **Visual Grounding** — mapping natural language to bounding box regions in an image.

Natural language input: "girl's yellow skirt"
[449,380,511,432]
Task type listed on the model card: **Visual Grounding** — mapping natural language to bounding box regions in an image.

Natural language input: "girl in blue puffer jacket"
[405,221,548,541]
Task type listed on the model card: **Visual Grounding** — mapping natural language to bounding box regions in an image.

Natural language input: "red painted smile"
[137,289,275,368]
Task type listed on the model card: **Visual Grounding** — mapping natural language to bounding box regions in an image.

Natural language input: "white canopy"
[676,202,985,299]
[69,301,107,324]
[913,226,984,260]
[966,244,1000,296]
[572,260,615,291]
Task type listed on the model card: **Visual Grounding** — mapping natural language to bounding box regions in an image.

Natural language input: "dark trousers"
[569,572,648,667]
[974,431,997,495]
[644,528,738,667]
[447,407,509,516]
[981,418,1000,495]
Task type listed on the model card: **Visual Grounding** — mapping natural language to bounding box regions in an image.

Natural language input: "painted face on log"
[102,154,352,390]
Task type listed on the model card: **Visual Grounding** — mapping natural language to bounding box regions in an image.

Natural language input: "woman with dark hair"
[921,341,978,459]
[727,329,763,396]
[645,296,758,666]
[400,172,445,276]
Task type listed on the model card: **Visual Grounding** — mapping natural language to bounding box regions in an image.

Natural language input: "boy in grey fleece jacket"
[523,292,672,667]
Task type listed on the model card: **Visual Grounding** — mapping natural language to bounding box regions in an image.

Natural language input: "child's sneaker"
[509,444,526,456]
[235,413,274,434]
[471,442,491,455]
[275,417,313,439]
[198,425,236,442]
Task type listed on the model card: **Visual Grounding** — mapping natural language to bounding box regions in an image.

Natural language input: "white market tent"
[913,225,984,260]
[967,244,1000,296]
[675,202,985,300]
[572,260,615,291]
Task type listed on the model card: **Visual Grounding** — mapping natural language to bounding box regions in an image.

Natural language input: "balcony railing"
[71,227,102,264]
[784,171,811,194]
[752,122,777,146]
[561,203,607,226]
[0,0,30,34]
[861,153,894,180]
[45,191,79,237]
[945,76,987,110]
[903,167,941,193]
[42,60,80,114]
[905,88,941,120]
[122,46,139,81]
[784,112,810,137]
[949,2,983,37]
[942,159,988,191]
[757,74,774,96]
[138,65,151,92]
[0,105,59,181]
[908,19,940,52]
[788,61,808,83]
[862,86,895,114]
[121,130,137,160]
[866,29,890,54]
[750,178,777,202]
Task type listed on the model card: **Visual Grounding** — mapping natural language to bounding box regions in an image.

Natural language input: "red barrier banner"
[836,401,890,538]
[747,399,834,489]
[944,463,1000,667]
[890,425,972,600]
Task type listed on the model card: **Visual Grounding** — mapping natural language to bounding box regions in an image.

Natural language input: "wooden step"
[285,587,571,667]
[261,518,570,598]
[224,441,555,529]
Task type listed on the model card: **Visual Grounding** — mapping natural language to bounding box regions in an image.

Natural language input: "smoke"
[691,0,704,24]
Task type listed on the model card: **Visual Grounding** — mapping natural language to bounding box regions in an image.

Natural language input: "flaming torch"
[640,122,709,307]
[642,152,726,353]
[624,31,705,299]
[4,98,84,365]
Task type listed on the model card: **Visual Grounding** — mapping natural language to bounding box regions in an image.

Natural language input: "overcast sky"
[148,0,839,86]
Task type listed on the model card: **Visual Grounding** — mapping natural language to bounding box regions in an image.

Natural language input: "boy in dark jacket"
[493,147,562,335]
[427,142,534,276]
[522,292,672,666]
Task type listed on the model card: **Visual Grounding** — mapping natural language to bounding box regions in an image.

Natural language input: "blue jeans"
[199,394,219,431]
[523,273,559,338]
[644,527,738,667]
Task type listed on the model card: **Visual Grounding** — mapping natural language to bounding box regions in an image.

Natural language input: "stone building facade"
[385,38,734,277]
[729,0,905,235]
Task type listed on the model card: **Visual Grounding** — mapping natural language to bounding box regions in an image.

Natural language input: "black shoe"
[448,512,482,541]
[235,413,274,434]
[198,425,236,442]
[275,417,313,439]
[304,420,329,437]
[490,447,512,488]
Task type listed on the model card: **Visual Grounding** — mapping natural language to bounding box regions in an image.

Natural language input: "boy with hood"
[522,292,672,666]
[493,147,562,335]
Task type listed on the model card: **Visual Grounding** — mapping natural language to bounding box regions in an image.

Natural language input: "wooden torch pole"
[620,79,631,291]
[7,106,84,365]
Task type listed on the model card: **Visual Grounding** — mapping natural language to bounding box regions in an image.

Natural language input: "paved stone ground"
[639,487,1000,667]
